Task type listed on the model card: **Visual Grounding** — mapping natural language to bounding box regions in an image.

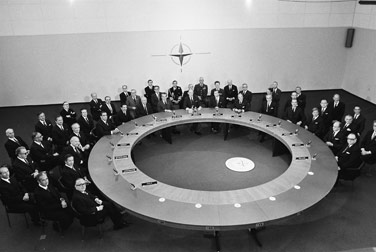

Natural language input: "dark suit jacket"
[233,99,250,111]
[126,95,141,119]
[319,106,333,132]
[144,86,155,104]
[60,165,86,191]
[193,84,208,105]
[69,132,89,147]
[183,95,200,109]
[4,136,28,161]
[305,116,324,139]
[89,99,103,121]
[52,124,70,152]
[0,177,26,207]
[296,93,306,110]
[168,87,183,103]
[12,157,38,192]
[209,96,225,108]
[283,107,305,125]
[35,120,53,141]
[61,145,87,168]
[95,120,116,138]
[34,185,64,215]
[29,141,54,169]
[259,100,277,117]
[136,102,153,118]
[157,99,173,112]
[340,122,357,137]
[72,190,98,216]
[337,144,362,170]
[239,90,252,107]
[224,85,238,103]
[151,93,162,113]
[210,88,224,97]
[269,88,282,104]
[329,101,346,122]
[360,130,376,164]
[119,91,131,105]
[324,130,346,155]
[77,115,94,138]
[115,110,132,126]
[101,102,117,117]
[60,108,77,127]
[353,114,366,136]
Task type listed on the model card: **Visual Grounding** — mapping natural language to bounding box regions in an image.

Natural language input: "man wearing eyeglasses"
[335,133,362,175]
[72,178,127,231]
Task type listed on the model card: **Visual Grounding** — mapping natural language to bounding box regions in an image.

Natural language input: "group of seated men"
[2,77,376,232]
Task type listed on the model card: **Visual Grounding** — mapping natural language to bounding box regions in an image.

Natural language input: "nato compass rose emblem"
[152,39,210,72]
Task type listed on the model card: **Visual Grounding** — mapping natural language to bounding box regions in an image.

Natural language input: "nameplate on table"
[231,114,242,118]
[295,156,309,160]
[122,168,137,174]
[191,113,202,116]
[213,113,223,116]
[114,155,129,160]
[141,181,158,187]
[117,143,130,147]
[266,124,277,127]
[142,123,154,127]
[282,132,294,136]
[292,143,305,147]
[157,119,168,122]
[126,132,138,136]
[172,115,182,119]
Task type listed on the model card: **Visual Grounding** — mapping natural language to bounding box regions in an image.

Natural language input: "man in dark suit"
[119,85,131,105]
[239,83,252,110]
[168,80,183,110]
[282,100,305,126]
[224,79,238,109]
[360,121,376,164]
[30,132,59,171]
[353,106,366,137]
[136,97,153,118]
[233,93,251,113]
[183,90,201,135]
[336,133,362,176]
[62,136,88,168]
[60,101,77,127]
[4,128,28,162]
[295,86,306,112]
[194,77,208,107]
[269,81,282,112]
[341,115,357,137]
[258,94,278,142]
[89,92,103,121]
[324,121,346,155]
[126,89,141,119]
[115,104,132,126]
[0,165,40,225]
[283,92,298,112]
[51,116,70,154]
[102,96,117,119]
[144,79,155,105]
[209,90,225,133]
[151,86,162,113]
[70,123,91,152]
[35,112,53,142]
[12,146,39,192]
[210,81,224,97]
[304,108,324,139]
[72,178,127,230]
[183,84,194,101]
[329,94,346,122]
[34,172,74,231]
[319,99,333,134]
[157,93,173,112]
[95,112,120,138]
[77,108,95,141]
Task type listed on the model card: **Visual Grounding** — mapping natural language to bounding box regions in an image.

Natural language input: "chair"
[0,193,29,228]
[70,202,104,240]
[339,162,365,189]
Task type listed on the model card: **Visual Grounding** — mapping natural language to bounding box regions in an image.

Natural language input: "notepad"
[117,143,130,147]
[141,181,157,186]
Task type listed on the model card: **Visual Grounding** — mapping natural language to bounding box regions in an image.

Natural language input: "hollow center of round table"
[132,126,291,191]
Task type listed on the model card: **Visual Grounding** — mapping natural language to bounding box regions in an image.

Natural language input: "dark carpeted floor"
[1,89,376,252]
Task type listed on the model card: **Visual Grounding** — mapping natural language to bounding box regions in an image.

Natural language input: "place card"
[114,155,128,160]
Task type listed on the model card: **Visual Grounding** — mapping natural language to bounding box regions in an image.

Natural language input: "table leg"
[248,228,262,247]
[204,231,220,252]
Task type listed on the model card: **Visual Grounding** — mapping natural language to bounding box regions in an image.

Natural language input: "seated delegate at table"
[12,146,39,193]
[125,89,141,119]
[259,94,277,142]
[282,99,305,126]
[51,116,70,154]
[115,104,132,126]
[305,107,324,139]
[335,133,362,177]
[233,93,251,113]
[35,112,53,142]
[168,80,183,110]
[239,83,252,110]
[183,90,202,135]
[4,128,29,162]
[62,136,88,168]
[360,120,376,165]
[210,81,224,97]
[70,123,91,153]
[329,94,346,122]
[319,99,333,134]
[136,97,153,118]
[95,112,120,138]
[101,96,117,119]
[60,101,77,128]
[77,108,95,141]
[324,121,346,156]
[209,90,225,133]
[30,132,59,171]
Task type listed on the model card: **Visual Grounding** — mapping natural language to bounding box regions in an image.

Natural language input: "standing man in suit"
[304,107,324,139]
[209,90,225,133]
[30,132,59,171]
[95,112,120,138]
[144,79,155,105]
[12,146,39,192]
[126,89,141,119]
[329,94,346,122]
[151,86,162,113]
[224,79,238,109]
[210,81,224,97]
[194,77,208,107]
[295,86,306,112]
[183,90,202,135]
[282,100,305,126]
[89,93,103,121]
[52,116,70,154]
[60,101,77,128]
[336,133,362,177]
[77,108,94,141]
[283,92,298,113]
[353,106,366,137]
[35,112,53,142]
[324,121,346,155]
[269,81,282,114]
[4,128,28,162]
[319,99,333,134]
[72,178,127,230]
[168,80,183,110]
[115,104,132,126]
[360,120,376,165]
[136,97,152,118]
[102,96,117,119]
[183,84,194,101]
[259,94,277,142]
[239,83,252,110]
[119,85,131,105]
[0,165,41,225]
[34,172,74,231]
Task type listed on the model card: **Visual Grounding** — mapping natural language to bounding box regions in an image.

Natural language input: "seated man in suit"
[70,123,90,152]
[115,104,132,126]
[183,89,202,135]
[360,120,376,166]
[119,85,131,105]
[183,84,194,102]
[335,133,362,178]
[30,132,59,171]
[233,93,251,113]
[324,121,346,155]
[209,90,225,133]
[35,112,53,142]
[259,94,277,142]
[210,81,224,97]
[224,79,238,109]
[329,94,346,122]
[72,178,127,230]
[0,165,41,225]
[239,83,252,110]
[4,128,28,162]
[34,172,74,231]
[126,89,141,119]
[136,97,152,118]
[282,99,305,126]
[77,108,95,142]
[304,107,324,139]
[193,77,208,108]
[353,106,366,137]
[95,111,120,138]
[144,79,155,105]
[341,115,357,138]
[12,146,39,192]
[283,92,298,113]
[102,96,117,120]
[60,101,77,128]
[89,93,103,121]
[168,80,183,110]
[51,116,70,154]
[269,81,282,113]
[62,136,88,169]
[157,93,173,113]
[151,86,162,113]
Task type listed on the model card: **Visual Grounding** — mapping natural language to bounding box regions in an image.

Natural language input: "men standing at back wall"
[224,79,238,109]
[194,77,208,107]
[329,94,346,122]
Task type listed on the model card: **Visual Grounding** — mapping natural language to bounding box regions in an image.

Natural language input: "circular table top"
[88,108,338,231]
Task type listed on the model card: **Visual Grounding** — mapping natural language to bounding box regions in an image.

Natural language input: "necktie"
[293,108,295,113]
[40,143,44,148]
[43,121,47,126]
[144,105,148,114]
[24,158,29,165]
[354,114,358,120]
[372,132,376,140]
[12,138,19,143]
[85,117,89,123]
[342,145,349,153]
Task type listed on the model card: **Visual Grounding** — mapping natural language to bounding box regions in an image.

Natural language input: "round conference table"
[88,108,338,232]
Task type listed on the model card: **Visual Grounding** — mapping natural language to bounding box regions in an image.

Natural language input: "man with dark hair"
[95,112,120,138]
[4,128,28,162]
[151,85,162,113]
[119,85,131,105]
[115,104,132,126]
[305,107,324,139]
[210,81,224,97]
[269,81,282,112]
[329,94,346,122]
[282,100,305,126]
[60,101,77,127]
[77,108,94,140]
[35,112,53,142]
[51,115,70,153]
[12,146,39,192]
[353,106,366,137]
[144,79,155,104]
[295,86,306,111]
[319,99,333,134]
[360,120,376,165]
[30,132,59,171]
[102,96,117,119]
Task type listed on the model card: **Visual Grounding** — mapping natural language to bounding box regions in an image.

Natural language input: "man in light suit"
[4,128,28,162]
[136,97,153,118]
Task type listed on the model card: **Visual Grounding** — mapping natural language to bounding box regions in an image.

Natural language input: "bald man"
[4,128,28,162]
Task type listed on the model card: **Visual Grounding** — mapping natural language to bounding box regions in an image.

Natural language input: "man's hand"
[23,193,29,201]
[96,205,104,211]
